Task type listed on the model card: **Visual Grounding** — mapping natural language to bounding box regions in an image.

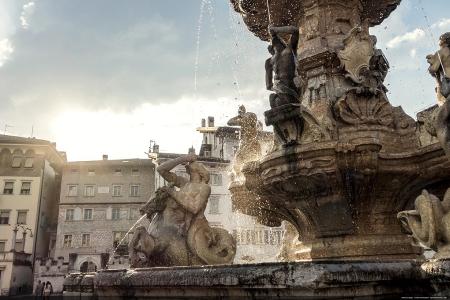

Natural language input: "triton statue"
[129,155,236,267]
[397,33,450,260]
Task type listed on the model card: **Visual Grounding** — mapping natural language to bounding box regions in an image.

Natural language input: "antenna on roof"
[3,124,13,135]
[30,125,34,138]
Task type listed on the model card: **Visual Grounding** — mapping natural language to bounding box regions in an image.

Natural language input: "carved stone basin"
[231,0,401,42]
[237,134,450,259]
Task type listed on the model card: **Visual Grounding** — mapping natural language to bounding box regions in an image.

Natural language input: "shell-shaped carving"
[335,91,394,127]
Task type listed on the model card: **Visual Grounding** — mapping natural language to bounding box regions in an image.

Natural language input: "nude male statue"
[427,33,450,159]
[129,154,236,267]
[427,32,450,101]
[265,25,300,108]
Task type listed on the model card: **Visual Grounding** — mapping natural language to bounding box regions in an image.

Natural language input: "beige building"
[53,156,155,275]
[0,135,65,296]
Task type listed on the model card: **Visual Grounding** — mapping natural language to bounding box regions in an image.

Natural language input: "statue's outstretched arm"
[169,185,211,215]
[427,52,442,76]
[157,155,195,187]
[265,58,273,90]
[227,115,242,126]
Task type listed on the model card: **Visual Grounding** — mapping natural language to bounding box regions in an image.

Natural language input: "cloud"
[386,28,425,48]
[20,2,36,29]
[432,18,450,30]
[0,39,14,67]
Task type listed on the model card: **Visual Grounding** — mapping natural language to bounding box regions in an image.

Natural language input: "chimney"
[201,118,206,127]
[102,154,108,160]
[153,144,160,153]
[208,116,214,127]
[188,146,196,154]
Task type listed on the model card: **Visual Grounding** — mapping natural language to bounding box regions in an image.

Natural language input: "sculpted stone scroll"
[129,155,236,267]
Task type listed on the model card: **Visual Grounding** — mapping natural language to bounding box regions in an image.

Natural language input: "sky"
[0,0,449,161]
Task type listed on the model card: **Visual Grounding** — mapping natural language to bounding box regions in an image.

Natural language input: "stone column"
[10,226,17,252]
[21,231,27,252]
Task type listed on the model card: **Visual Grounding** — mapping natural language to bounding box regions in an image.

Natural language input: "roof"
[65,158,155,167]
[0,134,54,146]
[154,152,230,164]
[0,134,66,163]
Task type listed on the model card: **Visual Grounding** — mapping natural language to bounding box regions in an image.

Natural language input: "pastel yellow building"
[0,135,65,296]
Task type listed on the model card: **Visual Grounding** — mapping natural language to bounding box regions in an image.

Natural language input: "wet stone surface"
[63,260,450,298]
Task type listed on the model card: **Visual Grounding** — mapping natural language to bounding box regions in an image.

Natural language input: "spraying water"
[107,214,147,266]
[194,0,209,94]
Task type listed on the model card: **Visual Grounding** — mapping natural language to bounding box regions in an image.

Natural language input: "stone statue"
[129,155,236,267]
[227,105,262,181]
[427,32,450,102]
[427,33,450,159]
[398,189,450,259]
[399,33,450,259]
[265,25,300,108]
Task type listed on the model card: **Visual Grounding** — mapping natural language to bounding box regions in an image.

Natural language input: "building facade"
[54,157,155,273]
[0,135,65,296]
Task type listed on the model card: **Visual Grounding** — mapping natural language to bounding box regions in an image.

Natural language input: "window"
[11,157,22,168]
[17,211,27,224]
[210,174,222,186]
[84,185,95,197]
[65,209,74,221]
[24,157,33,168]
[131,169,139,176]
[0,241,6,252]
[87,169,95,176]
[68,185,78,197]
[83,209,93,220]
[114,169,122,176]
[0,211,10,224]
[112,208,120,220]
[20,182,31,195]
[82,234,90,247]
[113,231,127,248]
[130,185,139,197]
[98,186,109,194]
[3,182,13,194]
[208,196,220,214]
[63,235,72,248]
[15,239,23,252]
[112,185,122,197]
[70,168,78,174]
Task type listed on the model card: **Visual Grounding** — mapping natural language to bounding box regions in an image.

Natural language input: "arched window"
[80,261,97,273]
[0,149,12,166]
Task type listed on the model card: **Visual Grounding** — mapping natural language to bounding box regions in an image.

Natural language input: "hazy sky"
[0,0,449,161]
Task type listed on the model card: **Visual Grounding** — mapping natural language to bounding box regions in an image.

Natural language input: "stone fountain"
[230,0,450,261]
[63,1,450,298]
